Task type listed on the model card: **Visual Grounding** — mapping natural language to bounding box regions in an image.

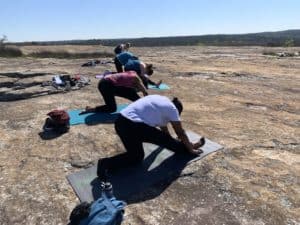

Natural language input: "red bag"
[47,109,70,125]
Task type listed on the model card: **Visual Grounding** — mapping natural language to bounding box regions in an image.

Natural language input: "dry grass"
[0,44,114,59]
[27,50,114,59]
[0,45,23,57]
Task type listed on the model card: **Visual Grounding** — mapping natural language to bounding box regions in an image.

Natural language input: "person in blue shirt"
[124,60,162,88]
[113,43,137,73]
[114,43,131,55]
[113,45,161,88]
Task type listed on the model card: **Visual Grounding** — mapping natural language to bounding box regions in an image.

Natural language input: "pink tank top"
[104,71,137,88]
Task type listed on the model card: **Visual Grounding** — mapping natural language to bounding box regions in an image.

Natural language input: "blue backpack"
[70,183,126,225]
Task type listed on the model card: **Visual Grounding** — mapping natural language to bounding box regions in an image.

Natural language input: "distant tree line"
[11,30,300,47]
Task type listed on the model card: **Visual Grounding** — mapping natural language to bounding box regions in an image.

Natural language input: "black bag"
[43,110,70,133]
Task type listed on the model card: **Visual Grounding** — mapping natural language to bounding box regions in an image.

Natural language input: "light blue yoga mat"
[148,83,170,90]
[68,104,128,125]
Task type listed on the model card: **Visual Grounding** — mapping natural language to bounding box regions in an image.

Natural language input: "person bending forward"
[97,94,205,180]
[81,71,148,114]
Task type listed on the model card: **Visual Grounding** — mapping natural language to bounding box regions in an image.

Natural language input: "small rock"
[70,160,94,168]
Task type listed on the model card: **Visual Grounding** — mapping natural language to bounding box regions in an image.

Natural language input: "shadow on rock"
[0,71,58,102]
[0,90,60,102]
[38,131,67,140]
[90,147,194,205]
[0,81,43,89]
[84,113,119,126]
[0,72,49,78]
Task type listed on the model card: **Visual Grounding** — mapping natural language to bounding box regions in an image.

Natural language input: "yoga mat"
[95,70,112,79]
[68,104,128,125]
[67,131,223,202]
[95,74,105,79]
[148,83,170,90]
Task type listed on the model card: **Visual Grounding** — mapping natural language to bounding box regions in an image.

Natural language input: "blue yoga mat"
[148,83,170,90]
[68,104,128,125]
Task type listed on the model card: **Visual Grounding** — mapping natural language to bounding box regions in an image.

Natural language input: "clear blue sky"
[1,0,299,42]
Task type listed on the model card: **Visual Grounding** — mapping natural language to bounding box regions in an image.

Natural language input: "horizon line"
[8,29,300,44]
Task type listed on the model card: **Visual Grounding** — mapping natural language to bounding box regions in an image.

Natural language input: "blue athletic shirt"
[124,59,141,74]
[116,52,137,65]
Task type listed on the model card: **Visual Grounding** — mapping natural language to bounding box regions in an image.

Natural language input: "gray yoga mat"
[67,131,223,202]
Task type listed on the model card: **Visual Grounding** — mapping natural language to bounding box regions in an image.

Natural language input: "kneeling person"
[81,71,148,114]
[97,95,205,180]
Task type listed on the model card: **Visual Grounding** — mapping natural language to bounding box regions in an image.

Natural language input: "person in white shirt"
[97,95,205,180]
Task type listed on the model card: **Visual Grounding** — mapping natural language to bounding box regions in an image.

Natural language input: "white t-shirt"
[120,95,180,127]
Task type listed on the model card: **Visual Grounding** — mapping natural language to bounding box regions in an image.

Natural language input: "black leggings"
[99,115,188,171]
[96,79,140,113]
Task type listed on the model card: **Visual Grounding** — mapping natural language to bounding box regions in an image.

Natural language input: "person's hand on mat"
[171,121,204,155]
[191,148,203,155]
[156,80,162,88]
[193,137,205,149]
[189,137,205,155]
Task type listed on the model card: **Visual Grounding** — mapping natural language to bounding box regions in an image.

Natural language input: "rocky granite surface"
[0,46,299,225]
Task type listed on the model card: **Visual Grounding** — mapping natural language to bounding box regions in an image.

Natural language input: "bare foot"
[79,106,96,115]
[85,106,95,112]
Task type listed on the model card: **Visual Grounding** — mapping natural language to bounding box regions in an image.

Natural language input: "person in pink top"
[80,71,148,114]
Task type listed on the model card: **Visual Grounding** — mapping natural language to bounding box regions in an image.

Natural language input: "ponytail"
[172,97,183,115]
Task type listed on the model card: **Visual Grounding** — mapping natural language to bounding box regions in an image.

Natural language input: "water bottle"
[101,181,114,198]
